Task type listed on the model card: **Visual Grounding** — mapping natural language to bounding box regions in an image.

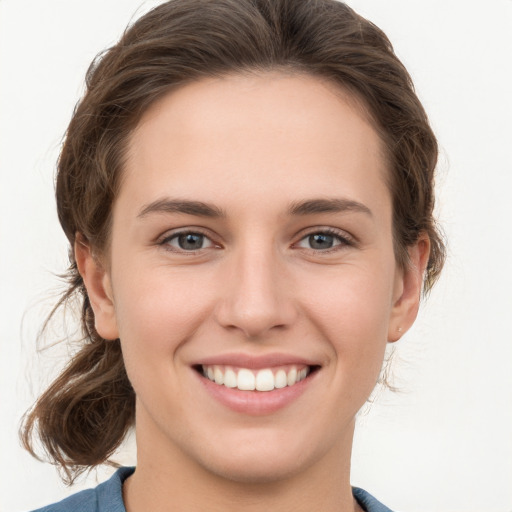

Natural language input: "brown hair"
[21,0,445,483]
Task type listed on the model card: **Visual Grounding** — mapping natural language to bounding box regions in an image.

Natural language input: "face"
[80,72,426,484]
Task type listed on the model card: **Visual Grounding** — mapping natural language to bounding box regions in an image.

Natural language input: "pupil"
[179,233,203,250]
[309,233,333,249]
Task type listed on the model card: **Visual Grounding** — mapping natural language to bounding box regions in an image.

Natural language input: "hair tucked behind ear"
[21,0,445,482]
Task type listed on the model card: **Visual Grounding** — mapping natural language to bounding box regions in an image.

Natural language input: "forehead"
[122,72,390,215]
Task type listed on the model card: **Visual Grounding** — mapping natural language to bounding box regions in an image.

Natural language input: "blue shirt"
[32,467,393,512]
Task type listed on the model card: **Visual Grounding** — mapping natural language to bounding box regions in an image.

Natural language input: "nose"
[214,245,298,339]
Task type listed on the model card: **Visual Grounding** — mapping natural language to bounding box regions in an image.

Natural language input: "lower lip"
[196,370,317,416]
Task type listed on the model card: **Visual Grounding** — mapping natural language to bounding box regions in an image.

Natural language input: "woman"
[21,0,445,510]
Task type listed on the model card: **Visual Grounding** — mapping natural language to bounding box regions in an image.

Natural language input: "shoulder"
[353,487,395,512]
[30,488,99,512]
[30,467,135,512]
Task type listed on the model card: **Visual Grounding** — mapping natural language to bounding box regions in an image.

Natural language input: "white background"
[1,1,511,511]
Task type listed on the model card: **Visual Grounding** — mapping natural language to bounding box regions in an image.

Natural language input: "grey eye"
[296,232,344,250]
[308,233,335,249]
[166,232,215,251]
[178,233,204,250]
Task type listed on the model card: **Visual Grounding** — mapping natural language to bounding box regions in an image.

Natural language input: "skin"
[76,72,429,512]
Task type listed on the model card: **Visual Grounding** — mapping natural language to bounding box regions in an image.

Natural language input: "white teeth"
[237,369,256,390]
[224,368,237,388]
[202,364,311,391]
[275,369,287,389]
[255,369,274,391]
[213,366,224,385]
[287,367,297,386]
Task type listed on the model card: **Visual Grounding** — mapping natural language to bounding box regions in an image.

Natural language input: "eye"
[162,231,216,251]
[295,230,352,251]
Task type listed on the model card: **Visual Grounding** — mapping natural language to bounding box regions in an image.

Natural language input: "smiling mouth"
[196,364,319,392]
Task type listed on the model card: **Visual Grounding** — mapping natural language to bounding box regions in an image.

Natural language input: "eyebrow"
[137,199,225,219]
[137,197,372,220]
[288,198,373,217]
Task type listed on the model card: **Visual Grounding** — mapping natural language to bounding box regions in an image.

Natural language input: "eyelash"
[294,228,355,254]
[158,227,355,254]
[159,229,217,254]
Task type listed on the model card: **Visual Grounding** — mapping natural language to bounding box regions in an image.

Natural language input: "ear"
[74,235,119,341]
[388,234,430,342]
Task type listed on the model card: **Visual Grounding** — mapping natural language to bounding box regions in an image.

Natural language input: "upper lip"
[194,353,321,369]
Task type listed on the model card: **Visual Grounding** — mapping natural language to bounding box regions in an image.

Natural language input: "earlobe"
[388,235,430,342]
[74,235,119,341]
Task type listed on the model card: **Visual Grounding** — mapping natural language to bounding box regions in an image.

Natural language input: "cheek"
[298,259,395,372]
[112,268,215,372]
[303,260,395,329]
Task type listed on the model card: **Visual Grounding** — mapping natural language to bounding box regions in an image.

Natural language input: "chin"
[189,428,331,485]
[201,451,310,485]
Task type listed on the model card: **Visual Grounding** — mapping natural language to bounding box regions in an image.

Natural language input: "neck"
[124,417,360,512]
